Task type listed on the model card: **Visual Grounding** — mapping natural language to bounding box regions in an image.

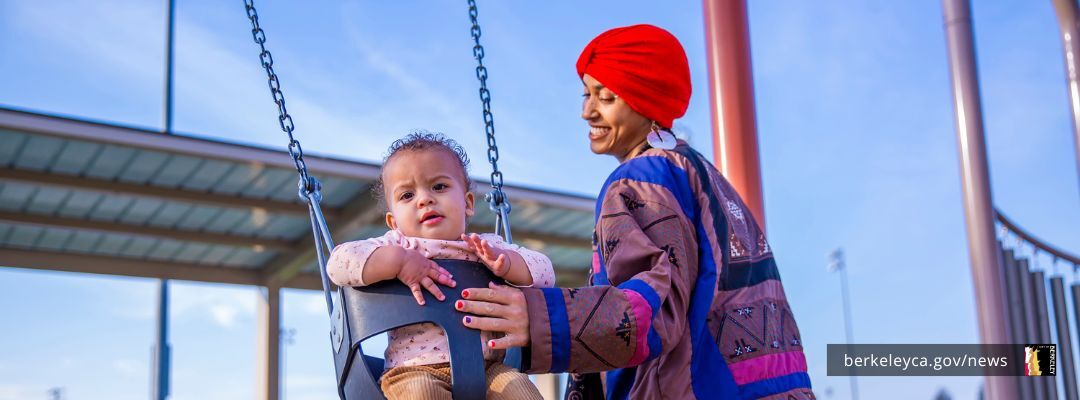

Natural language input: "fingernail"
[488,340,495,348]
[455,300,464,310]
[462,290,470,298]
[464,316,472,324]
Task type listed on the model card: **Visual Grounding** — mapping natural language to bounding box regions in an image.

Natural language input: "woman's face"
[581,74,652,162]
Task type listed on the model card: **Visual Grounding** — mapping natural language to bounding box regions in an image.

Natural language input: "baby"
[326,131,551,400]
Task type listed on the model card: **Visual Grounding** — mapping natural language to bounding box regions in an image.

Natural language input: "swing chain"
[244,0,315,197]
[467,0,512,225]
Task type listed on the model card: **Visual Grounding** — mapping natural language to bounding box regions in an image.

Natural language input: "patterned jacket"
[519,142,814,399]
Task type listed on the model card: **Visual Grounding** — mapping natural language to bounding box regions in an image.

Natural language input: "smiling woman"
[457,24,815,399]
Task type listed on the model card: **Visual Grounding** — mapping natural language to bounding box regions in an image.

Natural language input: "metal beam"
[0,107,598,213]
[0,106,381,181]
[262,191,386,287]
[495,189,593,213]
[0,210,295,252]
[466,223,589,250]
[0,168,323,218]
[997,210,1080,265]
[0,248,263,285]
[285,272,324,291]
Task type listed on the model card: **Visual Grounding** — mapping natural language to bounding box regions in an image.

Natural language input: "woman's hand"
[455,282,530,350]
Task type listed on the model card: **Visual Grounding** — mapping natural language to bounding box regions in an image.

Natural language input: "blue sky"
[1,0,1078,399]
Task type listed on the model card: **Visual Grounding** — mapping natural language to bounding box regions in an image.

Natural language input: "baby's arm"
[327,231,455,305]
[326,233,397,287]
[461,233,556,288]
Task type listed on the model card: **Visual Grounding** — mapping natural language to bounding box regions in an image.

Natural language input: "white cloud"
[208,304,241,328]
[172,284,257,329]
[286,374,335,390]
[303,294,329,316]
[8,0,162,85]
[59,357,78,370]
[112,358,144,379]
[0,384,43,400]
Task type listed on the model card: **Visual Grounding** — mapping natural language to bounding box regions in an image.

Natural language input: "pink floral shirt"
[326,230,555,368]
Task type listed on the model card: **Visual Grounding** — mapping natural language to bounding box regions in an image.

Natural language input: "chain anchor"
[468,0,513,243]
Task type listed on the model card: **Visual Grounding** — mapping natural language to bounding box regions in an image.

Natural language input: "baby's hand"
[461,233,512,278]
[396,247,456,305]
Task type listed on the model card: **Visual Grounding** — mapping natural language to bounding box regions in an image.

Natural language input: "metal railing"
[996,208,1079,400]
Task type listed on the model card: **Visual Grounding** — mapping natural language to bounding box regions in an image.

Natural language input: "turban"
[576,24,691,129]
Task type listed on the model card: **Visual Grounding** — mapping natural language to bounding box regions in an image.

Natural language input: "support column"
[1032,271,1060,399]
[1050,0,1080,189]
[1001,248,1031,399]
[162,0,176,134]
[256,285,281,400]
[940,0,1016,398]
[1050,277,1078,400]
[151,279,170,400]
[535,374,561,400]
[702,0,767,228]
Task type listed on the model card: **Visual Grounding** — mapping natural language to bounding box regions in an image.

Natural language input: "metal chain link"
[467,0,510,218]
[244,0,314,196]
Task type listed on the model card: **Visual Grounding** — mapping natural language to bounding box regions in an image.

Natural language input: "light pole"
[280,327,296,400]
[829,248,859,400]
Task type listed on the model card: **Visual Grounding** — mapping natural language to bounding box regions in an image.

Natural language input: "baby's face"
[382,149,474,240]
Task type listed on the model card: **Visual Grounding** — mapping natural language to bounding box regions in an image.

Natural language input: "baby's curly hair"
[373,130,472,208]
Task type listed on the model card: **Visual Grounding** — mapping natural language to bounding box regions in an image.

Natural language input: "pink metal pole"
[1051,0,1080,193]
[941,0,1018,398]
[702,0,767,229]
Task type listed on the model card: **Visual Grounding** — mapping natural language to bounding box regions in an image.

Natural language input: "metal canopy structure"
[0,106,595,289]
[0,105,594,399]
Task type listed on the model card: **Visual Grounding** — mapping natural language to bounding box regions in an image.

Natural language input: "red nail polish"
[462,290,470,298]
[455,300,463,310]
[488,340,495,348]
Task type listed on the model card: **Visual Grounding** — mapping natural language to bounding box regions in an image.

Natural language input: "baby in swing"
[326,131,551,399]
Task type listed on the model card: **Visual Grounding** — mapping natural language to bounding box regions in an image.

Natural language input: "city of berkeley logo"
[1024,344,1057,376]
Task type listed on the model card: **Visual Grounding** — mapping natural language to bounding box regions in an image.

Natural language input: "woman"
[457,24,814,399]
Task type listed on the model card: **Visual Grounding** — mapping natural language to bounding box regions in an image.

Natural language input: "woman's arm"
[460,159,700,374]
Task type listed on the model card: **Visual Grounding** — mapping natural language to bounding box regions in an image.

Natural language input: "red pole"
[702,0,767,230]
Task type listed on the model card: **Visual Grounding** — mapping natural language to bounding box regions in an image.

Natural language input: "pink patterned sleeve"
[478,234,556,288]
[326,230,401,287]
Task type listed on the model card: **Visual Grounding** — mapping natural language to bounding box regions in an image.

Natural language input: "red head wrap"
[576,24,691,129]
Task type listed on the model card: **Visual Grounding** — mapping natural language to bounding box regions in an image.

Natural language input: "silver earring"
[646,122,677,150]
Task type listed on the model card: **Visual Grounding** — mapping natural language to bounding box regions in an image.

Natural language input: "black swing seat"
[333,258,522,400]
